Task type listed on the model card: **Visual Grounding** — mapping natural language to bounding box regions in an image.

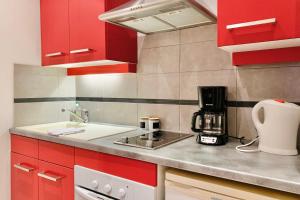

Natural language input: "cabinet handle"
[70,48,93,54]
[38,172,63,182]
[45,52,64,57]
[227,18,276,30]
[14,164,34,173]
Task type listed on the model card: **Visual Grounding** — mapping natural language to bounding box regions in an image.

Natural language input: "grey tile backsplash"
[14,24,300,146]
[14,64,76,126]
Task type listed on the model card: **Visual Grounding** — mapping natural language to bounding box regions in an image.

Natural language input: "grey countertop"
[10,127,300,195]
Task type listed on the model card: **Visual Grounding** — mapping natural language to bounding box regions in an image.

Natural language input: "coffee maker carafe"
[191,86,228,145]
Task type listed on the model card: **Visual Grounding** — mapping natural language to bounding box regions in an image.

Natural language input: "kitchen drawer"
[11,134,38,158]
[75,148,157,186]
[39,140,74,168]
[166,181,238,200]
[38,160,74,200]
[218,0,300,47]
[75,148,100,170]
[11,152,39,200]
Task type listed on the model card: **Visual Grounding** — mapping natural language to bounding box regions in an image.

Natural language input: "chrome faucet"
[61,104,89,123]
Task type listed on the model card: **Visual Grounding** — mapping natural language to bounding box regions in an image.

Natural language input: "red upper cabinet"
[40,0,70,66]
[218,0,300,66]
[12,153,39,200]
[218,0,300,47]
[69,0,106,63]
[40,0,137,73]
[68,0,137,64]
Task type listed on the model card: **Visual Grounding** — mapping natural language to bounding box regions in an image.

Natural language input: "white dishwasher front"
[165,168,300,200]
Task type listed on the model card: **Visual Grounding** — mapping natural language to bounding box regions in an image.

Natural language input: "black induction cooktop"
[114,131,193,150]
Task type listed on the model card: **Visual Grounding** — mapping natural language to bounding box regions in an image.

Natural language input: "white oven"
[75,165,161,200]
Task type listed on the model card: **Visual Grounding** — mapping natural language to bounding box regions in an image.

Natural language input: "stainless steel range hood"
[99,0,216,34]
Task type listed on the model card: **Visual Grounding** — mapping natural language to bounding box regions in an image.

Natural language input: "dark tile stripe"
[76,97,181,104]
[14,97,300,108]
[230,101,258,108]
[14,97,76,103]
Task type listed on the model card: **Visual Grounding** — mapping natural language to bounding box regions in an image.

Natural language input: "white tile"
[58,76,76,97]
[180,24,217,44]
[137,74,158,99]
[76,101,101,123]
[14,102,68,127]
[143,30,180,49]
[14,64,72,98]
[101,73,137,98]
[180,41,232,72]
[180,70,237,100]
[58,101,77,121]
[157,45,180,73]
[157,73,180,99]
[138,104,180,132]
[99,102,138,126]
[237,66,300,101]
[138,73,180,99]
[137,48,159,74]
[15,64,59,77]
[14,73,60,98]
[76,75,101,97]
[179,72,200,100]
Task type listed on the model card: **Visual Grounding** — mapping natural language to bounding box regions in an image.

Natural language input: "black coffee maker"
[191,86,228,145]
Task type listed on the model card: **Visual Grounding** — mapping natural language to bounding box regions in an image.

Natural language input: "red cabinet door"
[38,160,74,200]
[218,0,300,46]
[40,0,70,66]
[11,153,38,200]
[69,0,106,63]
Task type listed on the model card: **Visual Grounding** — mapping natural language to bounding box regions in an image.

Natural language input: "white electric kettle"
[236,100,300,155]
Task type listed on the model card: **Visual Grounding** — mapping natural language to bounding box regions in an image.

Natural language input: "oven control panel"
[75,165,157,200]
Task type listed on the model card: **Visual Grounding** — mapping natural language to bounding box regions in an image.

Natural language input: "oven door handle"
[75,186,113,200]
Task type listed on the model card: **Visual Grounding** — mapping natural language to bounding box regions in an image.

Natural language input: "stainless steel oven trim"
[75,186,115,200]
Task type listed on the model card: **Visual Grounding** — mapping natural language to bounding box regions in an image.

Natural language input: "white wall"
[0,0,41,199]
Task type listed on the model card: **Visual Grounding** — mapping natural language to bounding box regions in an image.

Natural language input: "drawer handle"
[70,48,93,54]
[227,18,276,30]
[38,172,63,182]
[45,52,65,57]
[14,164,34,173]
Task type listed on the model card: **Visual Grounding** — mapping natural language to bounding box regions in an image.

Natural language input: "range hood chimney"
[99,0,216,34]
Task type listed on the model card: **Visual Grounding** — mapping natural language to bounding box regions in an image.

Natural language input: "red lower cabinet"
[11,153,39,200]
[38,160,74,200]
[11,135,158,200]
[11,135,75,200]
